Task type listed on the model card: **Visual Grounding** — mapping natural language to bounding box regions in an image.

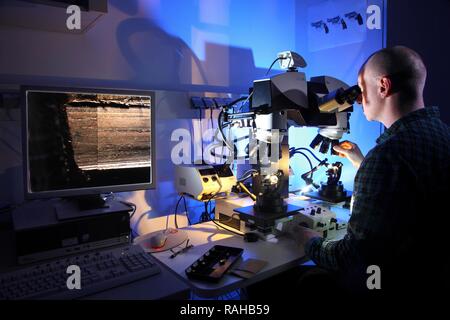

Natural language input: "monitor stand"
[54,195,115,221]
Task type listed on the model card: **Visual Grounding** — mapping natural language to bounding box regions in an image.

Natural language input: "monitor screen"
[22,87,156,199]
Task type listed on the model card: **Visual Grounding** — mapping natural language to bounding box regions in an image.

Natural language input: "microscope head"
[250,52,361,156]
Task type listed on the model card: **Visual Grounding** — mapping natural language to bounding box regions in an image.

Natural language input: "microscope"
[216,51,360,237]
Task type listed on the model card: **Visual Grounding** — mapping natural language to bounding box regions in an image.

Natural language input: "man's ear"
[378,76,392,98]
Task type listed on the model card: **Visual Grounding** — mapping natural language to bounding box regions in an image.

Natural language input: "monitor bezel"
[21,85,156,200]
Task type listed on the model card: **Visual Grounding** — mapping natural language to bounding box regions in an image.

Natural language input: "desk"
[150,221,307,298]
[148,197,350,298]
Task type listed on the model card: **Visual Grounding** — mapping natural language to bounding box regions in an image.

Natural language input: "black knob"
[317,207,322,214]
[203,177,209,183]
[310,209,315,216]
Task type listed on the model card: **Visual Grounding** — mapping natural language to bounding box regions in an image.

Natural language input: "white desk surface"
[149,221,307,298]
[139,196,350,298]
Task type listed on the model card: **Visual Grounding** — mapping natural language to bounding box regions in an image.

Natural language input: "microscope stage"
[234,204,303,231]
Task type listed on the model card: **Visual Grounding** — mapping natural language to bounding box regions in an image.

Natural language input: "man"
[297,46,450,294]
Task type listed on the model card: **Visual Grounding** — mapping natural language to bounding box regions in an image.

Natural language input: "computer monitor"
[21,86,156,201]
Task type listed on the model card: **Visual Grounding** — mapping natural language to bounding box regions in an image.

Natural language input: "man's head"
[357,46,427,126]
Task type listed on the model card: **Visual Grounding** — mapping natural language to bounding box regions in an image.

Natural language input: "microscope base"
[303,190,352,204]
[234,204,303,234]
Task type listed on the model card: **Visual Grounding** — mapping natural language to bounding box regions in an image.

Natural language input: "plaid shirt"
[305,106,450,289]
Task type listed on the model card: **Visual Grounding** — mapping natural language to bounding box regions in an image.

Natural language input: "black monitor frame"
[21,86,156,200]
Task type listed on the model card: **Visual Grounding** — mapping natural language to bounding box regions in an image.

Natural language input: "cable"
[237,174,253,183]
[174,195,183,229]
[210,122,252,162]
[204,193,217,222]
[300,158,328,187]
[291,150,318,181]
[218,110,234,152]
[237,169,258,182]
[199,108,204,164]
[291,147,322,162]
[129,204,137,219]
[217,95,252,152]
[182,195,191,225]
[209,141,251,161]
[209,106,214,131]
[266,57,282,76]
[291,151,314,173]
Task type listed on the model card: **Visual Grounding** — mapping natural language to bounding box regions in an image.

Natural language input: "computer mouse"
[150,231,167,248]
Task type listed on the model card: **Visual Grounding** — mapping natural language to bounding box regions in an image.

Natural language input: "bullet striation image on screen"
[25,90,153,194]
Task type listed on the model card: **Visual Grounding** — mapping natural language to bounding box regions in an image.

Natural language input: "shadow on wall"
[115,16,208,88]
[112,2,266,219]
[115,17,266,91]
[203,42,260,88]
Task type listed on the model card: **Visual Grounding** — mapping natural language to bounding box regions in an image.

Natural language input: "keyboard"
[0,244,161,300]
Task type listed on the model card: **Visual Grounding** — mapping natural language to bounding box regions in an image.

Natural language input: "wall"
[387,0,450,125]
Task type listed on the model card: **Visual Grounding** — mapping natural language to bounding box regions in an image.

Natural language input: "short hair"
[360,46,427,98]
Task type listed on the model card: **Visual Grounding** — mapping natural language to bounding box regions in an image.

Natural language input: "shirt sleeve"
[304,144,416,272]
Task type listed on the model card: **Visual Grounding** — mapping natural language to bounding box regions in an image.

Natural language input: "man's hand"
[333,141,364,169]
[287,224,323,248]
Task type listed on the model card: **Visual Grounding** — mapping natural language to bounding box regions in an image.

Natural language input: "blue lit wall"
[137,0,297,90]
[145,0,296,68]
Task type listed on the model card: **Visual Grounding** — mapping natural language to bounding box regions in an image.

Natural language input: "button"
[203,177,209,183]
[211,176,217,181]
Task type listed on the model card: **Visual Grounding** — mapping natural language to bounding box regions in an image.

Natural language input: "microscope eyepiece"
[318,84,362,113]
[339,85,361,105]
